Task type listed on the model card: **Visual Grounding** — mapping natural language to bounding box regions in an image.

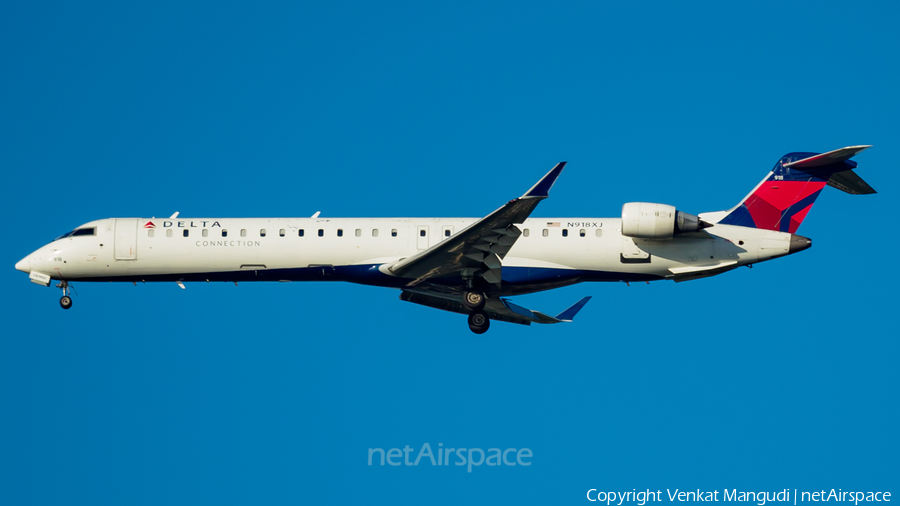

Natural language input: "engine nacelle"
[621,202,703,239]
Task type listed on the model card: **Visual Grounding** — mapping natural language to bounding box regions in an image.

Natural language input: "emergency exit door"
[417,225,429,250]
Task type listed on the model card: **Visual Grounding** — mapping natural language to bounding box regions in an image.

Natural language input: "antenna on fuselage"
[169,211,179,219]
[311,211,321,218]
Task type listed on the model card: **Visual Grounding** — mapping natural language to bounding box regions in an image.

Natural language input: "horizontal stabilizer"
[782,145,876,195]
[783,145,871,169]
[826,169,876,195]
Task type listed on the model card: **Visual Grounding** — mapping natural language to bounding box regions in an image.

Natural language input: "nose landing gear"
[56,280,73,310]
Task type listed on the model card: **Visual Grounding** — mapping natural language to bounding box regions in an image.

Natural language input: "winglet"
[555,296,592,322]
[522,162,567,199]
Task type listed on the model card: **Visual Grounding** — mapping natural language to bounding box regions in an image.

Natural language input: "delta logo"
[144,221,156,229]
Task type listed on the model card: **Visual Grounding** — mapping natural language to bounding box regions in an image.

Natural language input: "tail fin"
[716,145,875,232]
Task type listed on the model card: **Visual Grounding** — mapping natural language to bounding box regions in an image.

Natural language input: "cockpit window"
[55,227,96,240]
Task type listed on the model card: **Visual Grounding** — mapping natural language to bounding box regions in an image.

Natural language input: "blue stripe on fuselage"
[72,264,663,293]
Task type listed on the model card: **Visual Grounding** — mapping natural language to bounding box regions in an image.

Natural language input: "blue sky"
[1,1,897,504]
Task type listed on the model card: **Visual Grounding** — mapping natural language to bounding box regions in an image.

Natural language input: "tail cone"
[789,234,812,254]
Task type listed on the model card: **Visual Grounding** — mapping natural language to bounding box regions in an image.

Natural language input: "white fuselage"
[17,216,797,294]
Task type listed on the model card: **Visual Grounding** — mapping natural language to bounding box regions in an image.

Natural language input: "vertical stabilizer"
[717,146,874,232]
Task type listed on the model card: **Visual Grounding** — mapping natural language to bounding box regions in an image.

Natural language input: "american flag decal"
[546,222,560,227]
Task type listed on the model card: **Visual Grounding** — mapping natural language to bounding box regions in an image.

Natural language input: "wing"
[386,162,566,287]
[400,289,591,326]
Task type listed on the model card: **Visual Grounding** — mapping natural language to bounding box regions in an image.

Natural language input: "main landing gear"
[468,310,490,334]
[463,290,490,334]
[57,280,73,310]
[462,290,486,311]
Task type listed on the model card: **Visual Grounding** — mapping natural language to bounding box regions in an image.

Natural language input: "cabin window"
[562,229,568,237]
[420,229,426,237]
[318,229,324,237]
[391,229,398,237]
[355,229,361,237]
[445,229,451,237]
[260,229,266,237]
[298,229,304,237]
[148,229,155,238]
[222,229,228,237]
[279,229,285,237]
[523,228,529,237]
[372,229,379,237]
[166,229,173,237]
[241,229,247,237]
[202,229,208,237]
[595,229,602,237]
[183,229,189,237]
[337,229,343,237]
[542,229,548,237]
[580,229,586,237]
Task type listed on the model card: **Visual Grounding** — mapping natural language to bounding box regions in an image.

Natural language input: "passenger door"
[115,219,138,260]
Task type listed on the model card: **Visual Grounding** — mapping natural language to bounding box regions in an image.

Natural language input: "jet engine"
[621,202,706,239]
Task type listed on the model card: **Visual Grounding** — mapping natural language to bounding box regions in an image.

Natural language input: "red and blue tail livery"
[718,146,875,233]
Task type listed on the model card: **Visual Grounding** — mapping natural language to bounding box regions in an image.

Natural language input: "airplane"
[15,146,875,334]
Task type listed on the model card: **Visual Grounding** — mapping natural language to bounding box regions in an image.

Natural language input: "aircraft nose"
[15,255,31,273]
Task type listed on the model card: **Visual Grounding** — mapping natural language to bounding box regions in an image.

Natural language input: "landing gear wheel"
[467,311,490,334]
[56,280,74,309]
[463,290,486,311]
